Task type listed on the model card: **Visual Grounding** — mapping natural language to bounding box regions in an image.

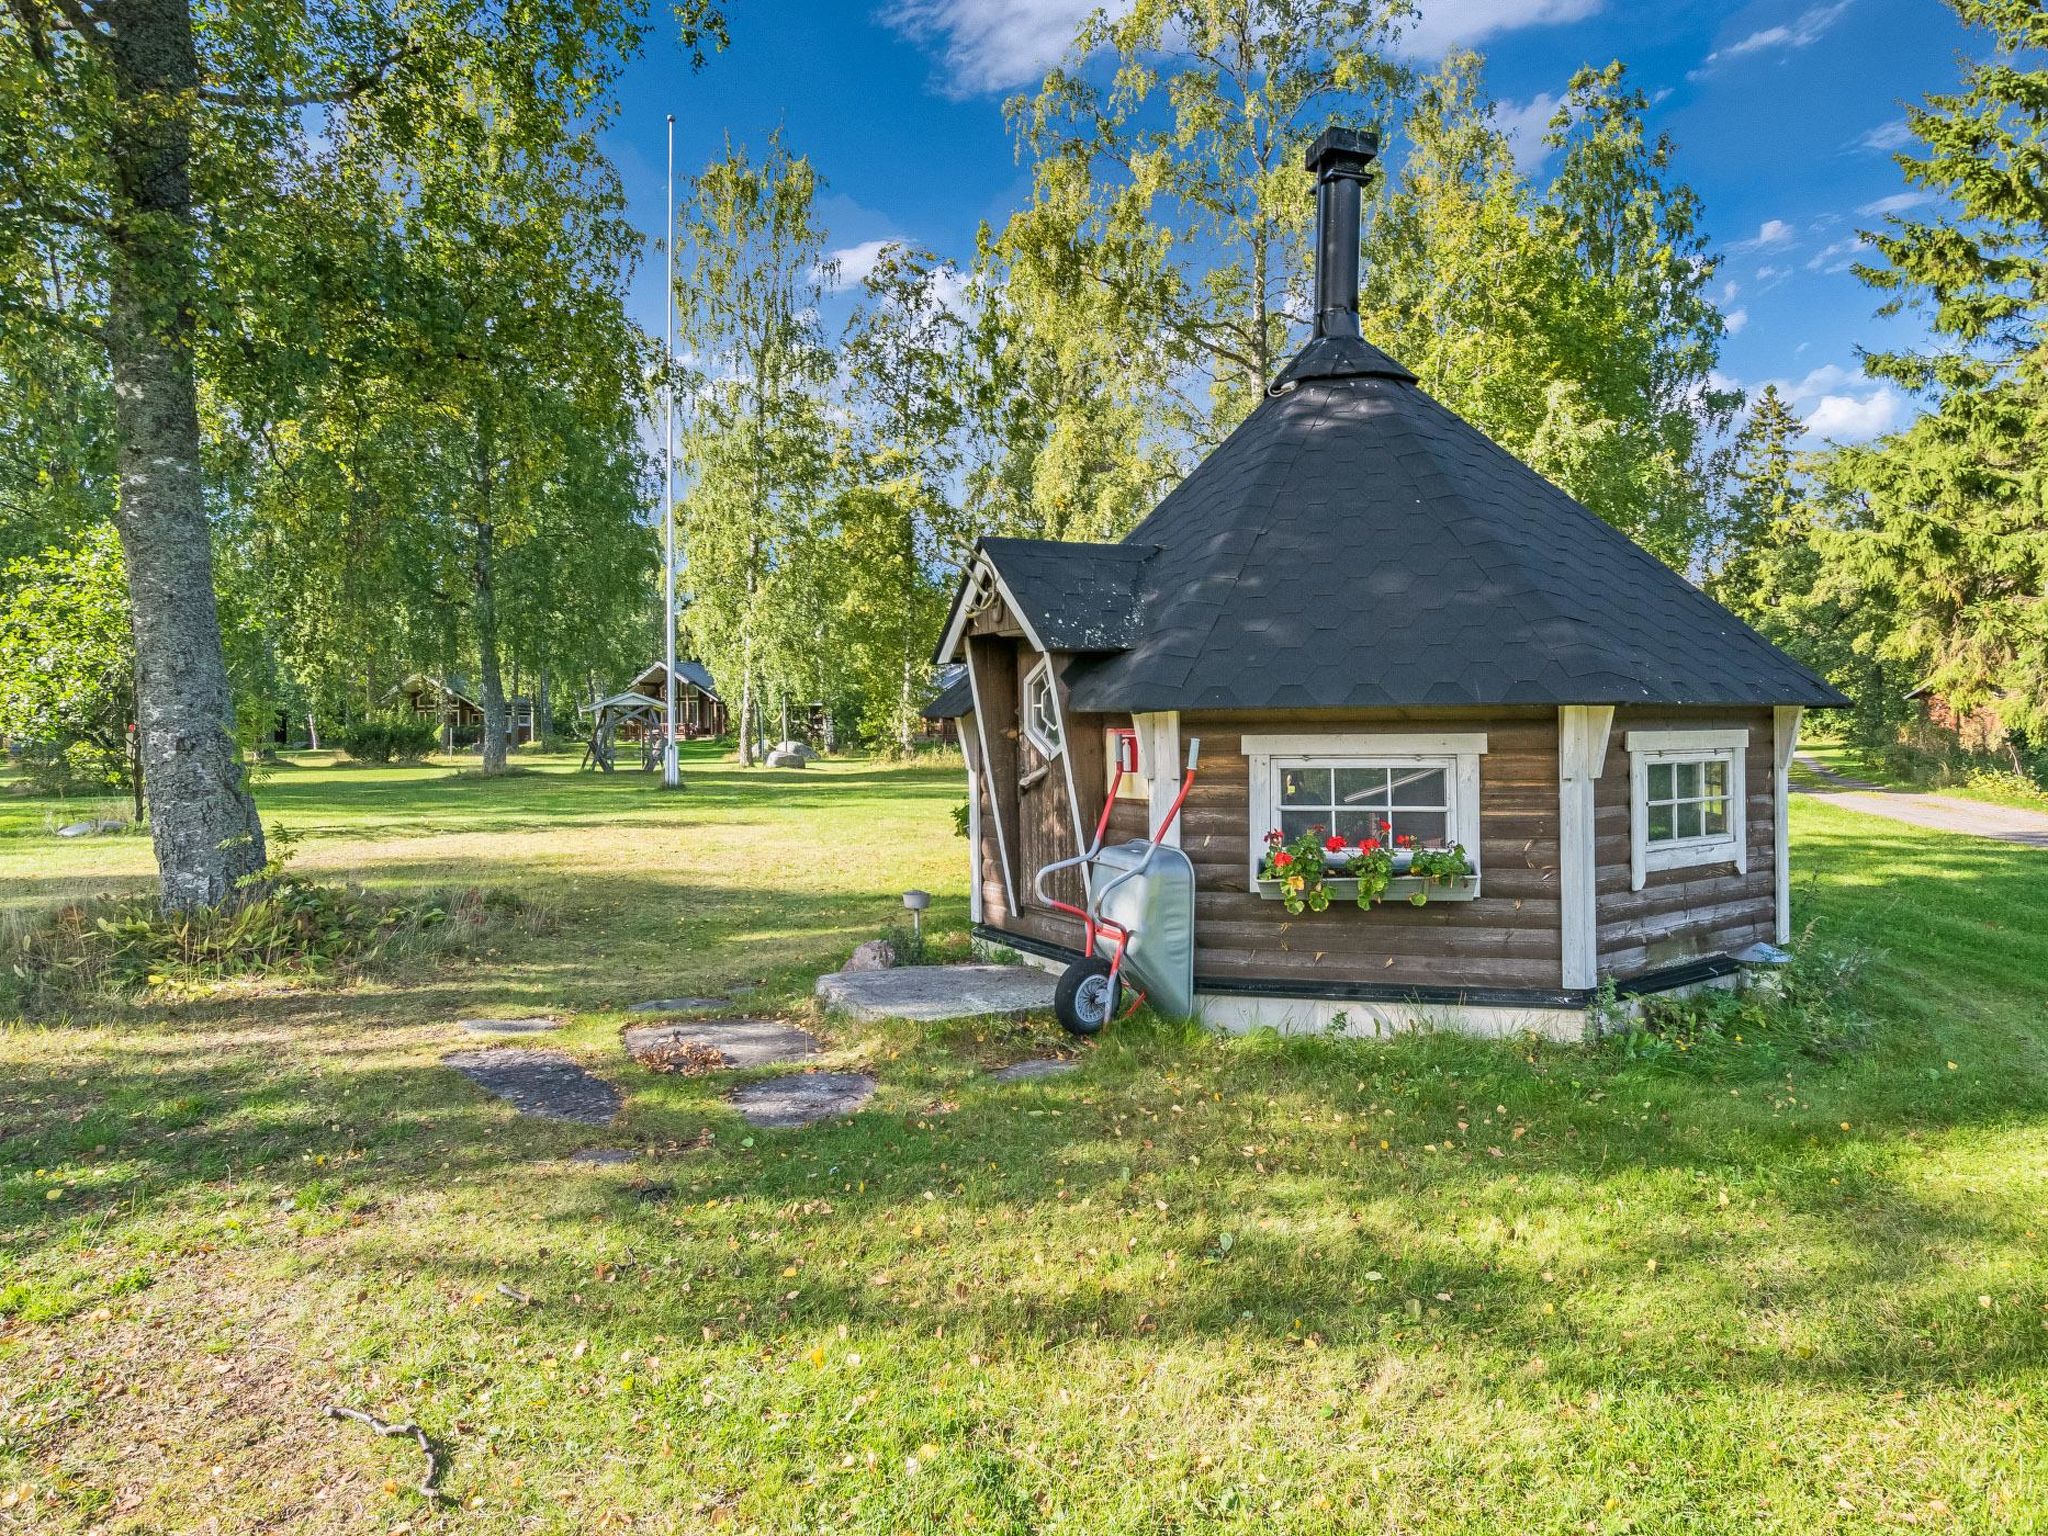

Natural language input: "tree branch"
[199,40,417,110]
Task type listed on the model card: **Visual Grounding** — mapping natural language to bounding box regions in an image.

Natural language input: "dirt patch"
[456,1016,559,1034]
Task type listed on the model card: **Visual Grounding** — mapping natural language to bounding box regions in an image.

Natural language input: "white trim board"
[1557,706,1615,990]
[1773,706,1804,944]
[1241,731,1487,893]
[1195,991,1587,1045]
[1132,711,1182,848]
[1625,727,1749,891]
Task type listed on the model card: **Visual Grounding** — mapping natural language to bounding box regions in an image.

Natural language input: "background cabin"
[395,675,536,752]
[926,127,1843,1042]
[625,660,728,740]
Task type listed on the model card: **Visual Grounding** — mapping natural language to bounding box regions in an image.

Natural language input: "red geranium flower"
[1272,851,1294,868]
[1362,838,1381,852]
[1323,834,1347,853]
[1396,833,1414,847]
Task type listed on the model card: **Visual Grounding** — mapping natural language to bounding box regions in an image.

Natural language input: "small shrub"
[339,714,439,764]
[1962,767,2048,807]
[1607,937,1871,1074]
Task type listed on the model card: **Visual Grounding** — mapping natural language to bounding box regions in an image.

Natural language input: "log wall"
[1593,706,1778,977]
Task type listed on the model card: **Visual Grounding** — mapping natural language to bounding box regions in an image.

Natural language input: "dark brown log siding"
[1177,710,1564,990]
[1594,707,1777,977]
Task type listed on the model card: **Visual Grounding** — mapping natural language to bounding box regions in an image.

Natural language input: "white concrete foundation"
[1194,992,1589,1044]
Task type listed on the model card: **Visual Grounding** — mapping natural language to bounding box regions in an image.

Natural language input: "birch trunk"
[475,514,507,773]
[104,0,265,908]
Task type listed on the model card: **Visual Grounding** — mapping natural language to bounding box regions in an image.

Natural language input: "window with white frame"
[1021,657,1062,757]
[1625,728,1748,888]
[1242,732,1487,891]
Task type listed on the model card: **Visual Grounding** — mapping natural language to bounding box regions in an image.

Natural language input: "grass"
[1,744,2046,1532]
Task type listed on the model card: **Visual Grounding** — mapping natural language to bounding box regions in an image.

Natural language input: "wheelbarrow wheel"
[1054,956,1120,1036]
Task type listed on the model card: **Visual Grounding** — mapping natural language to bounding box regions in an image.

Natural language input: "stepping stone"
[626,997,729,1013]
[815,964,1056,1023]
[622,1018,821,1070]
[569,1147,636,1166]
[458,1017,560,1034]
[730,1072,876,1129]
[444,1048,620,1126]
[990,1058,1077,1083]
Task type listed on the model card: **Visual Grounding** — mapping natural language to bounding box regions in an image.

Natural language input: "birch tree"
[674,137,837,764]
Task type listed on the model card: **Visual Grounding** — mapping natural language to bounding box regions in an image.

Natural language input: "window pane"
[1280,810,1326,842]
[1389,767,1447,807]
[1677,801,1704,840]
[1332,811,1380,844]
[1281,768,1331,807]
[1333,767,1389,807]
[1704,758,1728,797]
[1675,761,1702,800]
[1648,761,1673,801]
[1648,803,1675,842]
[1390,810,1449,846]
[1703,798,1728,836]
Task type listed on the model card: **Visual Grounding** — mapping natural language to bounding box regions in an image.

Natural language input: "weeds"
[1606,934,1871,1074]
[0,878,544,1013]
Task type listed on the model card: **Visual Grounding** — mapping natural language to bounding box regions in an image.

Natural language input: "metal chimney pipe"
[1306,127,1378,341]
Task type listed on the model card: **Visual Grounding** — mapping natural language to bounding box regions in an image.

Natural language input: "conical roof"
[1044,366,1845,714]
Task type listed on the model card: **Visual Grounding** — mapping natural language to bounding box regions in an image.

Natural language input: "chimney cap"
[1305,125,1378,179]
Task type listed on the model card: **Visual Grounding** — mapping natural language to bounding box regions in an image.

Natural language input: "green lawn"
[2,748,2045,1533]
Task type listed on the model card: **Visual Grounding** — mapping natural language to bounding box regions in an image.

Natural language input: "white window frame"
[1242,732,1486,893]
[1021,656,1062,758]
[1625,728,1748,890]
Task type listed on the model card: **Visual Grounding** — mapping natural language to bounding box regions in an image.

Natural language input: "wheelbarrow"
[1032,730,1201,1035]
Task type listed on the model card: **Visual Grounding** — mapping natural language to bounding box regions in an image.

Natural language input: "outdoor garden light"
[902,888,929,945]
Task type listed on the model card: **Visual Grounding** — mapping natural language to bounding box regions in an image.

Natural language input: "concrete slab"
[457,1017,560,1035]
[623,1018,821,1070]
[443,1048,620,1125]
[989,1058,1077,1083]
[815,964,1056,1023]
[626,997,730,1013]
[731,1072,876,1128]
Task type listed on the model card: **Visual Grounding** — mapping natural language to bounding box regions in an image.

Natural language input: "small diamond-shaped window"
[1021,657,1062,758]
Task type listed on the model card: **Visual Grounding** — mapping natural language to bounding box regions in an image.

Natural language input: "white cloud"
[1728,218,1796,254]
[819,238,900,292]
[1693,0,1853,75]
[1857,119,1913,151]
[887,0,1603,95]
[1725,306,1750,335]
[1805,235,1872,273]
[1755,263,1790,282]
[1401,0,1603,57]
[1494,91,1564,170]
[1719,278,1741,303]
[883,0,1101,95]
[1768,361,1904,444]
[1857,191,1928,217]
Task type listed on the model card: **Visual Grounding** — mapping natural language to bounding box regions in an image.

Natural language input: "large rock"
[765,749,808,769]
[773,739,816,763]
[443,1048,620,1125]
[815,963,1056,1023]
[622,1018,821,1070]
[844,939,896,972]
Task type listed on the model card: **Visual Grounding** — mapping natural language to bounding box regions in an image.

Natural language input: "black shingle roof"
[959,369,1847,712]
[973,537,1160,654]
[922,665,972,721]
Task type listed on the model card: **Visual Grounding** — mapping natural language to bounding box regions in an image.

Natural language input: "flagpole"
[661,112,681,790]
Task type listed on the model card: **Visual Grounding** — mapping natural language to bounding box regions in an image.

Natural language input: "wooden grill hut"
[924,127,1845,1042]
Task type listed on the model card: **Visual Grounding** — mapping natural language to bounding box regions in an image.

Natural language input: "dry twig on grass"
[323,1403,442,1499]
[496,1282,533,1305]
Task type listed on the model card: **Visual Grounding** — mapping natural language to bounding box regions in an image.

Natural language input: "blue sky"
[605,0,1972,446]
